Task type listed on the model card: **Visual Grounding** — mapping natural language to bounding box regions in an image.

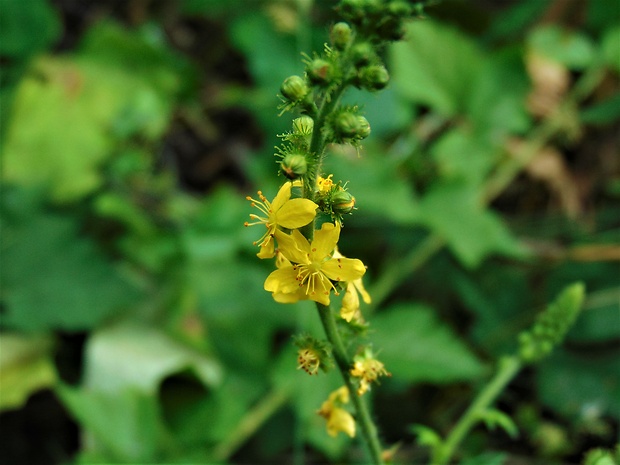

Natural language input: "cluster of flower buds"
[338,0,421,42]
[275,116,314,181]
[518,282,585,363]
[350,346,391,396]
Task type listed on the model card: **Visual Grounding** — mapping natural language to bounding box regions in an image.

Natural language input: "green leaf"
[410,424,443,450]
[417,182,527,268]
[602,26,620,73]
[1,22,183,202]
[527,25,596,70]
[57,383,165,463]
[580,93,620,125]
[538,348,620,419]
[1,200,141,331]
[478,408,519,439]
[83,323,222,395]
[371,304,486,384]
[0,0,60,57]
[0,333,57,411]
[390,20,484,116]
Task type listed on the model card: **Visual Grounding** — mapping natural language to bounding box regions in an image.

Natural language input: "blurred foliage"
[0,0,619,464]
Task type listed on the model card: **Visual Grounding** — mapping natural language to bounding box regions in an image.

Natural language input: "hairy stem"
[316,303,385,465]
[433,356,522,465]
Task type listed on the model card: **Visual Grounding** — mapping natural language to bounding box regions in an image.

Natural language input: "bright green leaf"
[528,25,596,69]
[417,182,527,268]
[0,333,56,411]
[602,26,620,73]
[390,20,484,116]
[410,424,443,449]
[372,304,486,384]
[478,408,520,439]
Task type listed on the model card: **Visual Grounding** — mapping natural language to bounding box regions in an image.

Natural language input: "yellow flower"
[350,349,391,396]
[245,182,317,259]
[264,222,366,305]
[297,348,320,375]
[317,174,335,194]
[333,248,371,322]
[317,386,356,438]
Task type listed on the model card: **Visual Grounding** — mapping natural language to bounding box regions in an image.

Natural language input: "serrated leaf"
[0,334,57,411]
[478,408,519,439]
[1,201,141,331]
[417,182,527,268]
[390,20,484,116]
[2,22,182,202]
[371,304,486,384]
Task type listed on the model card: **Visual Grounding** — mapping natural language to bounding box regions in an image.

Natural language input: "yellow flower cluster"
[350,350,391,396]
[317,386,356,438]
[246,181,367,307]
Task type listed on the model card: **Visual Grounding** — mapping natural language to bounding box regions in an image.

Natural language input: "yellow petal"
[311,222,340,260]
[264,267,299,294]
[353,279,372,304]
[326,407,356,438]
[256,239,275,259]
[271,182,292,212]
[276,230,310,264]
[276,198,317,229]
[272,290,306,303]
[322,257,366,282]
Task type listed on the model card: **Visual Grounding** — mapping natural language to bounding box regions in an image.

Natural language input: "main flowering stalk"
[245,1,425,462]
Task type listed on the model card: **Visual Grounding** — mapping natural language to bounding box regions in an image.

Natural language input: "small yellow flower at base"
[245,182,317,259]
[264,222,366,305]
[350,351,391,396]
[297,348,320,375]
[317,386,356,438]
[333,248,371,322]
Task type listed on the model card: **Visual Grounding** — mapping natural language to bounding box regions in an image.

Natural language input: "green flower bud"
[360,65,389,90]
[280,153,308,180]
[388,1,412,17]
[334,112,361,138]
[332,190,356,214]
[518,282,585,363]
[330,22,352,50]
[292,115,314,136]
[356,116,371,139]
[307,59,333,86]
[280,75,308,102]
[350,42,375,67]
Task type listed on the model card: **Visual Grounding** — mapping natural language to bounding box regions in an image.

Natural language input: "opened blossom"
[317,386,356,438]
[264,222,366,305]
[245,182,317,258]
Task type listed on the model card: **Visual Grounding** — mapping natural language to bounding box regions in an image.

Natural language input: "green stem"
[433,356,522,465]
[212,386,291,461]
[316,303,385,465]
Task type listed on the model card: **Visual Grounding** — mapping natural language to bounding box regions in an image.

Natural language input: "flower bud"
[280,153,307,180]
[332,190,356,214]
[292,115,314,136]
[350,42,375,67]
[307,59,334,85]
[356,116,371,139]
[330,22,352,50]
[360,65,389,90]
[334,111,361,138]
[280,75,308,102]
